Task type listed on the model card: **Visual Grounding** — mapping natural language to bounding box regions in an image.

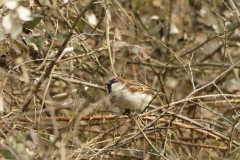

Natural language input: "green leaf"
[226,22,240,29]
[74,46,84,52]
[46,29,54,37]
[23,17,42,30]
[69,16,83,30]
[2,150,15,159]
[46,29,67,42]
[56,33,67,42]
[31,38,47,49]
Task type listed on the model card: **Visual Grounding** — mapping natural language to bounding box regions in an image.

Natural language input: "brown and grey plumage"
[106,77,164,112]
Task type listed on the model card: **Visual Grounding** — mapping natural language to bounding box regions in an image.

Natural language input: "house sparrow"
[106,77,165,112]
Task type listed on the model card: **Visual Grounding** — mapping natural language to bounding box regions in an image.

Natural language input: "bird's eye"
[105,78,118,93]
[110,78,119,84]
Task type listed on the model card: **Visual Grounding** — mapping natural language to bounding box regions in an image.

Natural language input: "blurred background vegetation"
[1,0,240,159]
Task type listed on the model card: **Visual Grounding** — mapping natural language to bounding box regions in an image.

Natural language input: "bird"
[105,77,165,112]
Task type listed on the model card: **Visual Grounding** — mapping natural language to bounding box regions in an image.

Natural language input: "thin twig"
[21,0,96,112]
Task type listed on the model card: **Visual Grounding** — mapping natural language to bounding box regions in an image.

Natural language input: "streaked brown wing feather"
[116,77,165,95]
[126,79,163,95]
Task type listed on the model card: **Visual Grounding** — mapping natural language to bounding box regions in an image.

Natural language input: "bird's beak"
[105,81,111,85]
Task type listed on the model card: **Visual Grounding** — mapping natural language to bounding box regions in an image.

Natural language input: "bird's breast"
[110,90,153,111]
